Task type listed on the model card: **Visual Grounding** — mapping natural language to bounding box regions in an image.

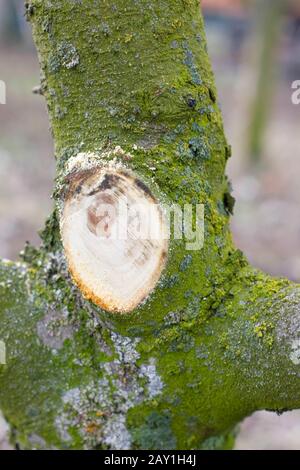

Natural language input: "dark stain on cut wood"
[65,168,95,200]
[87,193,115,236]
[135,178,155,201]
[88,174,121,196]
[87,205,99,235]
[75,183,83,195]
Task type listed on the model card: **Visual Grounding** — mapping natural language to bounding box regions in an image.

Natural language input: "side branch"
[221,268,300,414]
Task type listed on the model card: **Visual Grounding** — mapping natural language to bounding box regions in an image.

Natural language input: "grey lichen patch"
[55,105,67,120]
[290,339,300,365]
[28,434,47,450]
[55,332,163,449]
[140,358,163,398]
[48,42,80,73]
[100,22,111,36]
[277,289,300,360]
[37,307,77,351]
[183,41,202,86]
[111,331,140,364]
[188,137,210,160]
[179,254,193,272]
[59,42,80,69]
[164,311,182,326]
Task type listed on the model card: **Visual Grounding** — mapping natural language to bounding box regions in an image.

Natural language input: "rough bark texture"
[0,0,300,450]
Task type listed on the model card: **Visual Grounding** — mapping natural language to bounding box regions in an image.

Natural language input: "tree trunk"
[247,0,283,162]
[0,0,300,450]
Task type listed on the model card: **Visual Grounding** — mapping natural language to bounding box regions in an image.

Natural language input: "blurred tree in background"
[203,0,300,165]
[247,0,284,163]
[0,0,30,44]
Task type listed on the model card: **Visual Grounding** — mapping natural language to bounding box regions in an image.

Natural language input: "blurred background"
[0,0,300,450]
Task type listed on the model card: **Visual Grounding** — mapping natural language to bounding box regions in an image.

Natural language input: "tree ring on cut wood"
[61,165,169,313]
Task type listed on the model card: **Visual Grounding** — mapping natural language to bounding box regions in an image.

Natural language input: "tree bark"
[0,0,300,450]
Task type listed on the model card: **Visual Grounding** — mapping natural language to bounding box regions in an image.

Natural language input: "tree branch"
[222,268,300,413]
